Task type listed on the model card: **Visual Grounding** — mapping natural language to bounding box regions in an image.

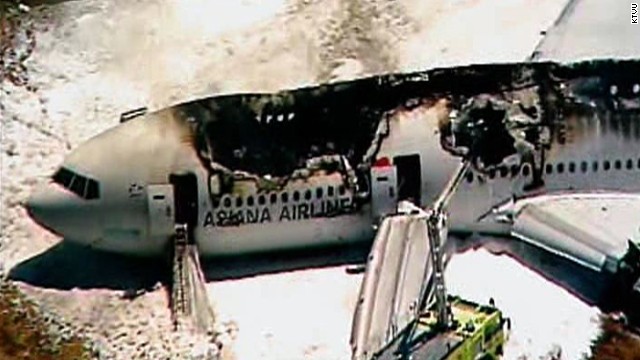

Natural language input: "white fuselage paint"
[53,107,640,257]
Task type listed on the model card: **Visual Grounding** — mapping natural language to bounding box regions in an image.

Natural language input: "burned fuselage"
[29,60,640,256]
[157,61,640,253]
[179,61,637,194]
[174,66,519,204]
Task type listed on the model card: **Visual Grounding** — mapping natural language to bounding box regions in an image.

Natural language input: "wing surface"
[500,193,640,273]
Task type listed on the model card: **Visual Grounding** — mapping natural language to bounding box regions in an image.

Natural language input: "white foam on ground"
[446,249,600,359]
[2,0,591,359]
[208,267,363,360]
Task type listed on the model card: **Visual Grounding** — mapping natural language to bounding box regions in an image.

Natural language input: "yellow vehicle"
[410,296,508,360]
[352,163,509,360]
[369,295,508,360]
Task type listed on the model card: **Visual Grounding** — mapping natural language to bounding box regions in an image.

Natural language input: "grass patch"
[587,315,640,360]
[0,281,95,360]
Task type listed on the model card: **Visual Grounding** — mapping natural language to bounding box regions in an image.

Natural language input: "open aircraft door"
[147,184,175,244]
[370,158,397,219]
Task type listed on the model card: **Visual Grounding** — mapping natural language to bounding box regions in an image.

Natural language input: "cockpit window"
[69,176,87,198]
[52,167,74,188]
[52,167,100,200]
[85,179,99,199]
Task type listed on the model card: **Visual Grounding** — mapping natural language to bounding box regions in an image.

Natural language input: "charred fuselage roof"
[171,60,640,176]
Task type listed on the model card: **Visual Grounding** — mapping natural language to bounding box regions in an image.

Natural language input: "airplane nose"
[26,183,82,237]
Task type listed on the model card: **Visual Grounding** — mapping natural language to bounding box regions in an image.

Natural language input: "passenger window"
[615,160,622,170]
[293,191,300,202]
[270,193,277,204]
[637,158,640,169]
[235,196,243,207]
[281,192,289,203]
[466,172,474,183]
[568,162,575,173]
[580,161,588,173]
[557,163,564,174]
[558,135,566,145]
[223,197,232,208]
[545,164,553,174]
[592,161,599,172]
[212,197,220,208]
[626,159,633,170]
[522,164,531,177]
[338,185,346,196]
[247,196,255,206]
[499,167,508,178]
[328,186,335,197]
[488,168,496,179]
[304,190,312,201]
[604,160,611,171]
[316,188,323,198]
[510,165,519,177]
[258,195,266,205]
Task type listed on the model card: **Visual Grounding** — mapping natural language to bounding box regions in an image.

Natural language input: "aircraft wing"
[531,0,640,62]
[350,194,640,360]
[486,192,640,308]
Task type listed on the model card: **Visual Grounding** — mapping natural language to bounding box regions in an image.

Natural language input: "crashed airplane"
[26,60,640,248]
[25,59,640,339]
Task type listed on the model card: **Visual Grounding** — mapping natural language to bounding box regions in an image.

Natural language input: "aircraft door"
[147,184,175,241]
[170,173,198,241]
[393,154,422,205]
[371,163,397,219]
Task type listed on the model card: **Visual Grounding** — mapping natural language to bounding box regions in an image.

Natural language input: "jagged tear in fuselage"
[31,60,640,256]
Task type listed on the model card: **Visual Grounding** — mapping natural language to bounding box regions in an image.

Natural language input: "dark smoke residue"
[174,60,640,188]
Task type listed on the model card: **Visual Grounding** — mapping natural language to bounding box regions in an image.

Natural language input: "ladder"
[170,223,216,333]
[171,223,190,329]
